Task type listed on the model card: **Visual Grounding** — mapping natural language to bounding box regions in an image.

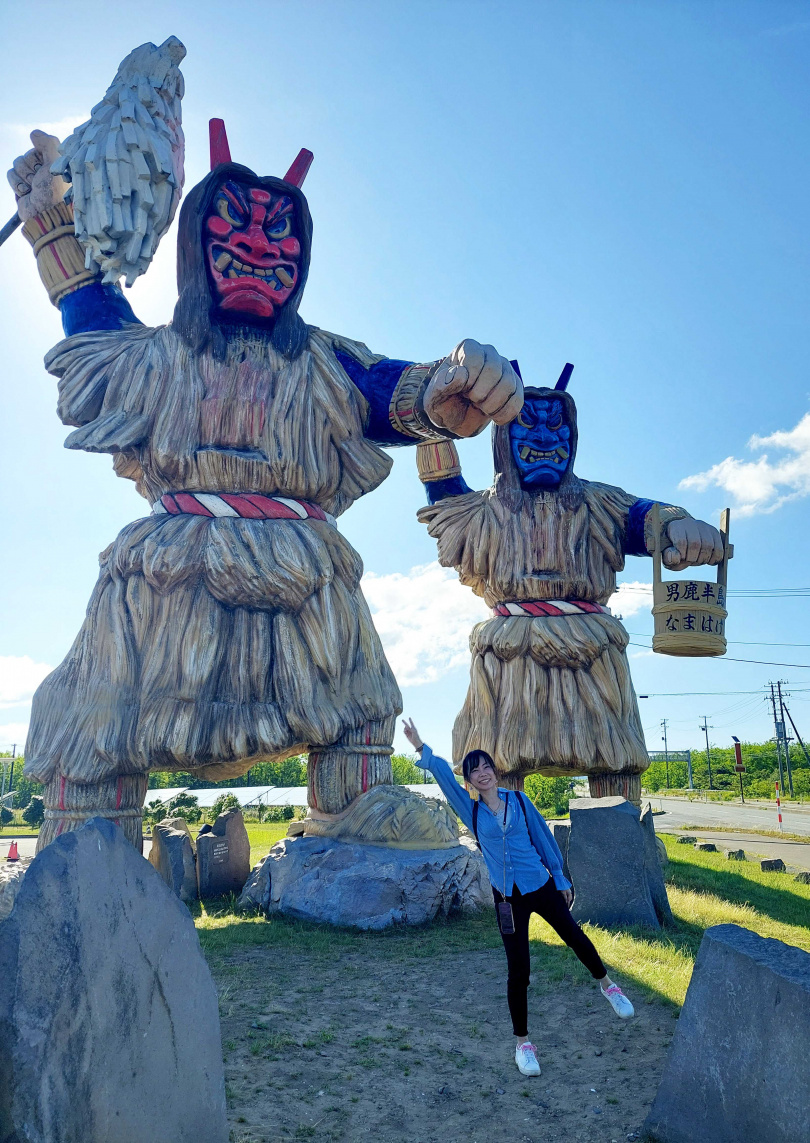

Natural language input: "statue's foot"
[294,785,460,849]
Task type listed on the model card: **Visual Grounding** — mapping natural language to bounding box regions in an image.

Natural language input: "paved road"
[657,828,810,871]
[648,795,810,837]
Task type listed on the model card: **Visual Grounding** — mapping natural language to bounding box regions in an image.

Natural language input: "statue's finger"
[12,152,37,183]
[7,167,29,196]
[29,130,61,164]
[491,389,524,425]
[662,546,686,570]
[456,339,487,385]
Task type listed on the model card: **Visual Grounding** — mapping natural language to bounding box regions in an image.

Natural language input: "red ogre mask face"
[204,181,301,320]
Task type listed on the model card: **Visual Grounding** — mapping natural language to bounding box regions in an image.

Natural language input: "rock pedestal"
[196,808,251,898]
[643,924,810,1143]
[238,835,489,930]
[567,796,671,930]
[0,818,227,1143]
[148,817,198,901]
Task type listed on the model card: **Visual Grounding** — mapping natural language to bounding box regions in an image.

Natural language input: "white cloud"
[363,562,488,686]
[3,116,87,147]
[363,565,659,685]
[0,723,30,752]
[0,656,52,710]
[608,581,653,619]
[679,411,810,516]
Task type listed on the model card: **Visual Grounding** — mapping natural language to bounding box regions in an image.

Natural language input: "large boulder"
[567,796,671,929]
[643,924,810,1143]
[148,818,198,902]
[0,857,32,923]
[548,821,571,884]
[238,835,489,929]
[0,818,227,1143]
[196,808,251,898]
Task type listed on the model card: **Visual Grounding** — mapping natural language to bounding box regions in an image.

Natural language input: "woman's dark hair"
[462,749,497,782]
[172,161,313,362]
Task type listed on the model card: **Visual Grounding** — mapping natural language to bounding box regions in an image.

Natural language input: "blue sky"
[2,1,810,762]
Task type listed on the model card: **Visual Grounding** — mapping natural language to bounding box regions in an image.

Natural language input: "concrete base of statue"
[238,834,490,930]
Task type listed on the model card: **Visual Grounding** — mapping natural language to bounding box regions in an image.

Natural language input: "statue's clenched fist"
[424,339,523,438]
[7,130,67,222]
[662,518,724,570]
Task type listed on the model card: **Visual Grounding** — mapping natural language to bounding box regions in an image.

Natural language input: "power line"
[628,642,810,668]
[638,687,810,697]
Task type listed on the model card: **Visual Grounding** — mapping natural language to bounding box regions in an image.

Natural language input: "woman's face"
[467,759,498,794]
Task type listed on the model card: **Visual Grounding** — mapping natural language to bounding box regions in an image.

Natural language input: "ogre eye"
[547,413,563,431]
[266,215,292,240]
[216,195,243,228]
[517,407,534,428]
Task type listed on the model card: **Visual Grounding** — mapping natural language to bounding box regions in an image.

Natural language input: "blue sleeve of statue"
[334,350,417,446]
[424,475,473,504]
[59,282,142,336]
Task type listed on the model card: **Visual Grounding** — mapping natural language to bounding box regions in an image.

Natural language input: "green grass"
[244,821,291,862]
[194,833,810,1011]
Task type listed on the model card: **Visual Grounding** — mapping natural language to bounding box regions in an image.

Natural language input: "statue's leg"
[587,771,642,806]
[307,716,396,815]
[37,774,148,854]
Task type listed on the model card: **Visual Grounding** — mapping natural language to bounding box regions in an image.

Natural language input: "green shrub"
[523,774,571,817]
[391,753,435,785]
[209,792,242,820]
[22,796,45,828]
[0,807,13,827]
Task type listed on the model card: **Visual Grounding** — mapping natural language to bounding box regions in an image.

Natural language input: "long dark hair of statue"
[172,162,313,361]
[492,385,584,512]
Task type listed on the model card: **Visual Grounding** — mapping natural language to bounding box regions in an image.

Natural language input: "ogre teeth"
[227,269,238,278]
[520,446,532,460]
[214,251,232,272]
[276,267,294,287]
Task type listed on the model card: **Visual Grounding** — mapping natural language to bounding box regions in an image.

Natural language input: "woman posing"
[402,718,634,1077]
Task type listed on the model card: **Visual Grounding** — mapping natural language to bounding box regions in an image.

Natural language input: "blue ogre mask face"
[509,395,572,489]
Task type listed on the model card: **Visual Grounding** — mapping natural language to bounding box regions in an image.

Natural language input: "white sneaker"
[515,1042,541,1076]
[601,983,634,1019]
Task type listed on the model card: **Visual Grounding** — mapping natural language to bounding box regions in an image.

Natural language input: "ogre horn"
[555,363,574,391]
[209,118,231,169]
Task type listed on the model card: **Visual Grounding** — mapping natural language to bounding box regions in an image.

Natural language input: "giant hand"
[7,131,67,222]
[662,518,724,570]
[424,339,523,438]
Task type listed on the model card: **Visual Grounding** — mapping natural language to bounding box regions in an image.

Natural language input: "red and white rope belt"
[152,492,336,527]
[492,600,611,617]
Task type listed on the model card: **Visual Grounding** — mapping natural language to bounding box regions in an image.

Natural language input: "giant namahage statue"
[416,369,724,803]
[7,39,522,851]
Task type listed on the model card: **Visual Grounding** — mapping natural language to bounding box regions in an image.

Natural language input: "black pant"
[493,881,607,1037]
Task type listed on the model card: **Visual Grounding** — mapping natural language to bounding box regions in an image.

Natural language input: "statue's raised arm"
[7,37,185,331]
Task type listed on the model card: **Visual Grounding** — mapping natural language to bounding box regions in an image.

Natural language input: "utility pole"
[661,719,670,789]
[783,702,810,769]
[777,681,794,796]
[769,683,786,794]
[699,717,713,790]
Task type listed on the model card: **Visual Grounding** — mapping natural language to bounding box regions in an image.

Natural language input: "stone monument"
[0,818,227,1143]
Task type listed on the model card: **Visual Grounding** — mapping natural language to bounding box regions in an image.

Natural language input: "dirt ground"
[212,943,677,1143]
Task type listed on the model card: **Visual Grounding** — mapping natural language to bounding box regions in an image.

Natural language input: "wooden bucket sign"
[651,505,733,658]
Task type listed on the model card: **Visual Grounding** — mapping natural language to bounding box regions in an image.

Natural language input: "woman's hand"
[402,717,424,752]
[561,888,573,909]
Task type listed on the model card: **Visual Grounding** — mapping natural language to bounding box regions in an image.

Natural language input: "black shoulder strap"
[472,799,480,849]
[516,790,529,825]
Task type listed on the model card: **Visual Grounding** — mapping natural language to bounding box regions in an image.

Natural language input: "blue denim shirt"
[420,745,571,896]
